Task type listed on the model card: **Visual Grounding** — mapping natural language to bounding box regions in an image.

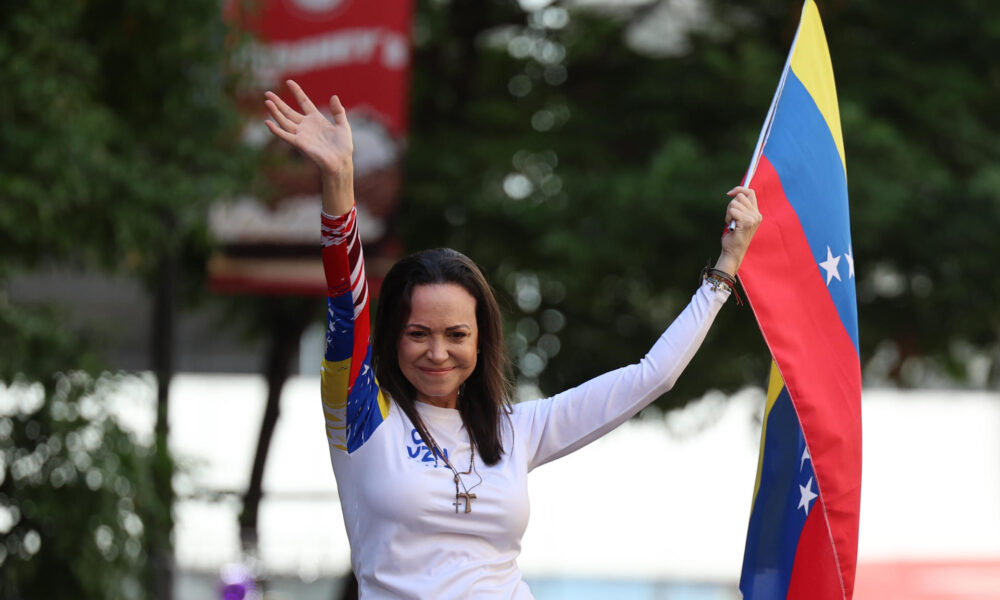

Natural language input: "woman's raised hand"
[715,186,763,276]
[264,80,353,177]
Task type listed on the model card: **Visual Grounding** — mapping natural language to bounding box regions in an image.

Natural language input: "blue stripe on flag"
[762,71,859,353]
[740,386,815,599]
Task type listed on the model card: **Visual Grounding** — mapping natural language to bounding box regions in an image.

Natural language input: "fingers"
[265,99,299,133]
[329,94,349,127]
[725,187,760,225]
[727,186,758,208]
[264,119,297,145]
[286,79,319,114]
[264,90,303,125]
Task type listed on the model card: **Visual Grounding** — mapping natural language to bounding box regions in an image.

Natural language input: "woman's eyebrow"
[404,323,471,330]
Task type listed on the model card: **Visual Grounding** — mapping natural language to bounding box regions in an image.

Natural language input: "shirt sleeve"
[320,206,389,453]
[513,282,729,470]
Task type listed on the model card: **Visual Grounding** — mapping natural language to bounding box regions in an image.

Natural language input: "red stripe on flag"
[788,497,844,599]
[740,156,862,597]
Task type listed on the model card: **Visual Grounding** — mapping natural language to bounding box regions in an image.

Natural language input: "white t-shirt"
[320,207,729,599]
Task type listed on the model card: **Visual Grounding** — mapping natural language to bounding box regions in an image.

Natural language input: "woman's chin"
[416,387,460,406]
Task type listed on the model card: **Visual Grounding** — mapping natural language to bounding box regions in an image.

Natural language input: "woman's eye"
[407,331,427,339]
[449,332,468,340]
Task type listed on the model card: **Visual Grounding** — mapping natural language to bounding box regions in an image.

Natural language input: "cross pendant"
[453,492,477,514]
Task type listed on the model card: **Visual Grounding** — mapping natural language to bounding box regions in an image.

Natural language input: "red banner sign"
[210,0,413,296]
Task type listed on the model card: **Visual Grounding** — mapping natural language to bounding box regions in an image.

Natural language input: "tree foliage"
[0,0,252,597]
[401,0,1000,403]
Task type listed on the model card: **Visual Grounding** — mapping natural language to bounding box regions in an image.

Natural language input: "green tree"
[402,0,1000,405]
[0,0,252,597]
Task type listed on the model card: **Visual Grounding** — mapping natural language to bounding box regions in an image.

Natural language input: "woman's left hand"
[715,186,763,276]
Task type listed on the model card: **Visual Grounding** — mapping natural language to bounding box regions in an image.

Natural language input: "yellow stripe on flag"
[751,362,786,509]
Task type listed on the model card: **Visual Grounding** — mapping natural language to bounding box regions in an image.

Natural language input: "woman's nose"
[426,338,448,362]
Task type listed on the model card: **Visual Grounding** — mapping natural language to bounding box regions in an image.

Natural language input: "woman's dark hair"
[372,248,513,466]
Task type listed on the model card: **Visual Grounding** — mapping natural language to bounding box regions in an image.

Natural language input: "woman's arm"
[265,81,388,453]
[515,188,762,469]
[516,281,726,469]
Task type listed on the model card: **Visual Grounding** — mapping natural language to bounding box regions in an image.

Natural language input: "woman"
[264,80,761,599]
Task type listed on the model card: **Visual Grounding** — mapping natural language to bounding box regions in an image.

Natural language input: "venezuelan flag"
[738,2,862,599]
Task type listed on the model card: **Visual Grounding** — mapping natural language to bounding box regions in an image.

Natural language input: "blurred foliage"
[0,372,153,600]
[402,0,1000,401]
[0,0,253,597]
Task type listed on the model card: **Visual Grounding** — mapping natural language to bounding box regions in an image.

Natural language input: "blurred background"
[2,0,999,598]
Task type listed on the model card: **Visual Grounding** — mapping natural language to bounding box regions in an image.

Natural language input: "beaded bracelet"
[700,265,743,305]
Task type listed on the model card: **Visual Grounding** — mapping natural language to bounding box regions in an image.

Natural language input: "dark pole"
[149,214,177,600]
[239,298,314,556]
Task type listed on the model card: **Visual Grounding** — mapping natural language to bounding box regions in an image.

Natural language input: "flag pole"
[728,2,809,231]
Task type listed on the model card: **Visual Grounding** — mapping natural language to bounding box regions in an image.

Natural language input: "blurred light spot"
[115,475,133,498]
[519,352,547,378]
[531,110,555,132]
[538,333,561,358]
[543,280,566,304]
[86,469,104,491]
[23,530,40,555]
[125,539,142,560]
[517,318,540,342]
[516,381,542,403]
[503,173,534,200]
[94,524,113,553]
[510,333,528,357]
[540,174,562,195]
[508,36,533,59]
[538,41,565,65]
[50,467,67,488]
[872,264,906,298]
[541,7,569,29]
[508,74,532,97]
[541,308,565,332]
[122,511,144,537]
[515,275,542,312]
[518,0,553,11]
[544,65,567,86]
[512,149,531,170]
[0,506,17,534]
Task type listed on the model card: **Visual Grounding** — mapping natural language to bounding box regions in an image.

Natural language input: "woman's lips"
[419,367,454,375]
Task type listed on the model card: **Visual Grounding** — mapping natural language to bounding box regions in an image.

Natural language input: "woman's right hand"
[264,80,354,177]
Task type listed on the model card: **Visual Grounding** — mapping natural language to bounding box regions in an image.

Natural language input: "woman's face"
[398,283,479,409]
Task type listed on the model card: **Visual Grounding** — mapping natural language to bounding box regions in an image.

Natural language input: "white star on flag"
[800,446,811,471]
[819,246,841,285]
[845,248,855,278]
[798,476,818,515]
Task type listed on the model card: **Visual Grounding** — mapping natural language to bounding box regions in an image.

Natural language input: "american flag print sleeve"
[320,206,389,453]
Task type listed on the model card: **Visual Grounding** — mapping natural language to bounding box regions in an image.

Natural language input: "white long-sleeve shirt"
[320,207,729,599]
